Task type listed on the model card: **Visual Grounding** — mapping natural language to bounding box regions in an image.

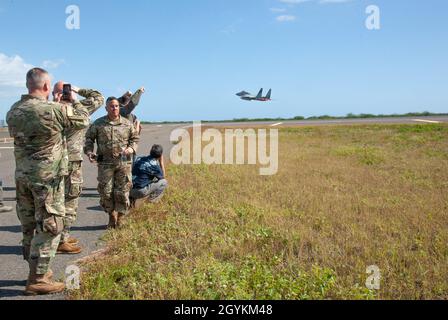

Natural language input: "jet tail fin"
[265,89,272,100]
[256,88,263,99]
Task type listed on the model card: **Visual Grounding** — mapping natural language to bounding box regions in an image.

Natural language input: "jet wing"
[236,91,251,97]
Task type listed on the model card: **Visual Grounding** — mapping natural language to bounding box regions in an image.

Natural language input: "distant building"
[0,120,5,128]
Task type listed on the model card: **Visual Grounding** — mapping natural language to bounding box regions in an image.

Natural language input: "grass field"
[73,124,448,300]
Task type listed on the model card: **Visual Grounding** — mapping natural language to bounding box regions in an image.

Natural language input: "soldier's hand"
[88,153,97,163]
[124,91,132,97]
[53,92,62,103]
[123,148,134,156]
[134,120,142,135]
[139,87,145,93]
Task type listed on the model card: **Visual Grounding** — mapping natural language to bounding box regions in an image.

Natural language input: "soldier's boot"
[45,269,54,279]
[57,242,82,255]
[67,237,79,246]
[107,212,118,229]
[26,269,53,287]
[24,259,65,296]
[22,245,31,262]
[0,204,13,213]
[60,236,79,246]
[116,213,126,229]
[23,247,50,286]
[133,198,147,210]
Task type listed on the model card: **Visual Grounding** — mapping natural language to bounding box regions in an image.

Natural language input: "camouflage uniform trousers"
[61,161,83,243]
[97,163,132,216]
[16,177,65,274]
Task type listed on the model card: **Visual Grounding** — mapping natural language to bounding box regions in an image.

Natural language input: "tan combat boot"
[23,249,52,279]
[107,212,118,229]
[66,237,79,245]
[57,242,82,254]
[26,269,53,287]
[116,213,126,228]
[24,259,65,296]
[45,269,54,279]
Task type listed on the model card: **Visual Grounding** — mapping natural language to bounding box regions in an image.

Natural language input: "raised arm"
[76,88,105,116]
[59,103,90,131]
[120,87,145,118]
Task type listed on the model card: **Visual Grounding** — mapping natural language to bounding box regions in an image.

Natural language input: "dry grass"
[73,124,448,300]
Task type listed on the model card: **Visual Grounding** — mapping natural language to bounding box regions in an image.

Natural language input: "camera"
[62,84,72,102]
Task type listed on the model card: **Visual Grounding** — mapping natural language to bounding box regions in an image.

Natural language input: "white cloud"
[42,59,65,69]
[319,0,353,3]
[0,53,64,98]
[278,0,353,4]
[279,0,312,4]
[272,0,352,22]
[270,8,287,13]
[276,15,297,22]
[221,19,243,35]
[0,53,33,96]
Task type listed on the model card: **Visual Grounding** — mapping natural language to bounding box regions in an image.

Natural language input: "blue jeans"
[130,179,168,203]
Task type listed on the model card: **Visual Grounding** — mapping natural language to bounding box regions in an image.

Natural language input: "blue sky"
[0,0,447,122]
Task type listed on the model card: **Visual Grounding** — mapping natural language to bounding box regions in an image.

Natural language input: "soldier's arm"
[120,88,145,118]
[55,103,90,131]
[84,124,97,156]
[126,124,140,155]
[77,89,105,116]
[6,110,13,138]
[117,92,131,106]
[141,162,164,180]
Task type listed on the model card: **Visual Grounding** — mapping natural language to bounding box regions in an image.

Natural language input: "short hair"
[26,68,49,90]
[106,97,119,105]
[150,144,163,158]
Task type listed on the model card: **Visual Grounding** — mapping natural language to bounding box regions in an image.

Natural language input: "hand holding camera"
[87,152,98,164]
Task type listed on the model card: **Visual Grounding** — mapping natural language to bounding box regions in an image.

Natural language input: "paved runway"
[202,116,448,127]
[0,116,447,300]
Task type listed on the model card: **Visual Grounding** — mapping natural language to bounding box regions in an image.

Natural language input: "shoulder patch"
[66,105,74,117]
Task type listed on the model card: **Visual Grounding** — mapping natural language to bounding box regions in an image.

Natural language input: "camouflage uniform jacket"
[66,89,104,162]
[6,95,89,183]
[84,115,139,164]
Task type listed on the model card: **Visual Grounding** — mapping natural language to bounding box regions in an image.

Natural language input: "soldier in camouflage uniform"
[52,82,105,254]
[84,97,139,229]
[6,68,90,295]
[0,179,13,213]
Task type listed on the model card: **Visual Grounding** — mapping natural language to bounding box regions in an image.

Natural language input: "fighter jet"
[236,88,272,102]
